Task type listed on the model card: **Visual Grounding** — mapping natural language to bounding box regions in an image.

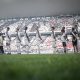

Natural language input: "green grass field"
[0,54,80,80]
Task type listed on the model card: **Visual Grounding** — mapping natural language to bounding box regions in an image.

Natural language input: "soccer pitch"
[0,54,80,80]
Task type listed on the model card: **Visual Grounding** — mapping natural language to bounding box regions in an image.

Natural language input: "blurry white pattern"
[0,15,80,54]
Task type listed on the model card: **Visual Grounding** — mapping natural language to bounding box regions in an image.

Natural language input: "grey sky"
[0,0,80,18]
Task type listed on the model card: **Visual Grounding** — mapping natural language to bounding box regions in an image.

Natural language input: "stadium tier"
[0,15,80,54]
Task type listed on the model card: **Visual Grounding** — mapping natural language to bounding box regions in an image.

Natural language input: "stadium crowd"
[0,15,80,54]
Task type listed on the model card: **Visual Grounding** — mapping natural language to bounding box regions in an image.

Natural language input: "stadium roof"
[0,0,80,19]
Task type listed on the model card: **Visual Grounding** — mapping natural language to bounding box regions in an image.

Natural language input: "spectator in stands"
[71,27,78,53]
[0,33,4,54]
[61,27,67,53]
